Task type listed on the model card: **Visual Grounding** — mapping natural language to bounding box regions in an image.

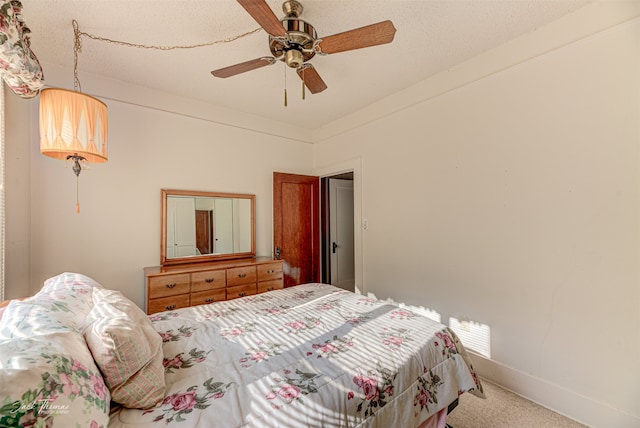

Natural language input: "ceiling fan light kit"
[211,0,396,99]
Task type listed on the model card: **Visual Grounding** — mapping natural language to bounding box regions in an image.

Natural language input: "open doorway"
[321,172,355,291]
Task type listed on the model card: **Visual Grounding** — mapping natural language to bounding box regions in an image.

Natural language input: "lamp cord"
[71,19,262,91]
[71,19,261,52]
[72,20,82,92]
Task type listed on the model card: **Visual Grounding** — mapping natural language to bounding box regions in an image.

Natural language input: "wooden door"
[195,210,213,254]
[273,172,320,287]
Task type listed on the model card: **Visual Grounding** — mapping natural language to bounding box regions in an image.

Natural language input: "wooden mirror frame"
[161,189,256,266]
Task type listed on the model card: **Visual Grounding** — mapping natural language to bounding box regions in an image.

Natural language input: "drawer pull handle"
[239,292,246,297]
[267,270,274,274]
[267,287,274,291]
[166,283,177,288]
[165,304,176,310]
[205,278,215,283]
[205,298,215,303]
[238,273,246,278]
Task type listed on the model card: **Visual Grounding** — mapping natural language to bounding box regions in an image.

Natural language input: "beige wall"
[314,13,639,428]
[4,88,33,299]
[5,82,314,307]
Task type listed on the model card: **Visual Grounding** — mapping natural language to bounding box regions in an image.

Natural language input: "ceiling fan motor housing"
[269,17,317,68]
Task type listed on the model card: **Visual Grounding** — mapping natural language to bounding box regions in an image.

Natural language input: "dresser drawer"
[257,262,283,281]
[227,266,257,287]
[145,258,281,314]
[148,294,190,314]
[191,269,226,292]
[227,283,257,299]
[148,273,190,299]
[191,289,226,306]
[257,279,283,294]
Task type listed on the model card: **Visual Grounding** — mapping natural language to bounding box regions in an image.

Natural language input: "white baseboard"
[469,352,639,428]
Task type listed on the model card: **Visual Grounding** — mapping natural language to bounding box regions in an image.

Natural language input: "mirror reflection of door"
[162,190,256,265]
[213,198,233,254]
[195,210,213,255]
[167,196,197,257]
[235,199,253,253]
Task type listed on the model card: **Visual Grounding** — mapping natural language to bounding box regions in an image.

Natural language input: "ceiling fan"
[211,0,397,95]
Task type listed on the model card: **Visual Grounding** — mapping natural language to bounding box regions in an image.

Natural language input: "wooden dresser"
[144,257,283,314]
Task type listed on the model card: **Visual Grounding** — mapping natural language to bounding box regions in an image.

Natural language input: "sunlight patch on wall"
[398,303,441,323]
[362,291,442,323]
[449,317,491,358]
[357,290,490,355]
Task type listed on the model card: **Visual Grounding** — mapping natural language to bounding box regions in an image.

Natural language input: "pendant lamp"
[39,20,108,213]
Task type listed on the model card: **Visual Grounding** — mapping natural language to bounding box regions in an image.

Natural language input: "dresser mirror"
[161,189,256,266]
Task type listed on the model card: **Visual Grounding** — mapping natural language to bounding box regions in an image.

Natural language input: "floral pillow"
[38,272,105,326]
[83,288,165,409]
[0,0,45,98]
[0,288,110,427]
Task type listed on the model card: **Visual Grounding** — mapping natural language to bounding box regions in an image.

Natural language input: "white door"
[329,178,355,291]
[214,198,233,254]
[167,196,197,257]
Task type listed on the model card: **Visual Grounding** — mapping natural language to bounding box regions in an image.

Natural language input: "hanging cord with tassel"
[65,155,84,214]
[75,175,80,214]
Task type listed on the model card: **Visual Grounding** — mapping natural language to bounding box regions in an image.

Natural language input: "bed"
[0,272,483,427]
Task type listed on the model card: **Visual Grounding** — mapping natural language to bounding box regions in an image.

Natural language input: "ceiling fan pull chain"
[284,65,288,107]
[301,68,306,100]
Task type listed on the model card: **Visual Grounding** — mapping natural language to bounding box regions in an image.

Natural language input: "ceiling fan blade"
[297,65,327,94]
[211,57,275,78]
[237,0,286,37]
[318,20,396,55]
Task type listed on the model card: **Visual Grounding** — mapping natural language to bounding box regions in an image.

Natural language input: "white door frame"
[313,158,364,294]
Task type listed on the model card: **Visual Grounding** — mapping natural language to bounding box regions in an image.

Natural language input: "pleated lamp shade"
[39,88,108,163]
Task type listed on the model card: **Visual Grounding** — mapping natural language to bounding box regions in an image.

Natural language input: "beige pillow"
[84,288,165,409]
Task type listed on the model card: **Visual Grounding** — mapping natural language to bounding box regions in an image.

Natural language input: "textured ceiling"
[25,0,589,131]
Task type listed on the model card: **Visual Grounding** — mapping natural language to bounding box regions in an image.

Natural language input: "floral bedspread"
[0,273,111,428]
[110,283,483,428]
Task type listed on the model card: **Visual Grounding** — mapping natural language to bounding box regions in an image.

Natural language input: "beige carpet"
[445,379,587,428]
